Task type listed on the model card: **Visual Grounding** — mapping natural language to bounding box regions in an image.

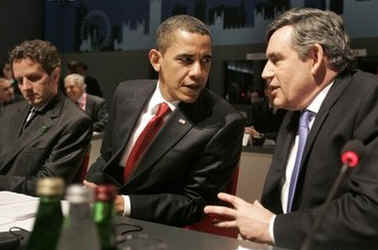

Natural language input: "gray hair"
[64,73,86,90]
[266,8,354,71]
[156,15,212,53]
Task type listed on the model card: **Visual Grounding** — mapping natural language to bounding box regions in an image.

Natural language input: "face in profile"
[2,63,12,80]
[64,80,84,103]
[12,58,59,107]
[261,25,317,111]
[0,80,14,103]
[150,29,212,103]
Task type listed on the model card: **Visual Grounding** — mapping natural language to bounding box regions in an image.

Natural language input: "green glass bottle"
[25,177,65,250]
[93,185,118,250]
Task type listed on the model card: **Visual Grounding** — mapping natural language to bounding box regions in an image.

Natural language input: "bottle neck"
[35,195,63,217]
[68,202,93,223]
[39,195,62,203]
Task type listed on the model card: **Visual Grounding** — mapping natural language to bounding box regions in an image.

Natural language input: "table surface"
[116,216,289,250]
[0,192,290,250]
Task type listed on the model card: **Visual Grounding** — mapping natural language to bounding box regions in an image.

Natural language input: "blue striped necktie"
[287,110,314,213]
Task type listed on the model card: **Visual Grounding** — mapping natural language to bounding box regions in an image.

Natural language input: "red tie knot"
[156,102,170,117]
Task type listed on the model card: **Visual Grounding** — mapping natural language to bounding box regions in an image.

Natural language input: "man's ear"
[50,67,61,85]
[149,49,162,72]
[309,44,324,76]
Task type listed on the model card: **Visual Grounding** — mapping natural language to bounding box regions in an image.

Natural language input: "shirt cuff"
[269,214,276,244]
[122,195,131,216]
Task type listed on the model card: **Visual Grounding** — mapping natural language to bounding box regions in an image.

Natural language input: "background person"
[0,77,15,106]
[64,73,108,132]
[67,60,103,97]
[0,40,92,195]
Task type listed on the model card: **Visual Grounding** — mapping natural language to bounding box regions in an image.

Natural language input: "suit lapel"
[301,74,351,168]
[85,95,93,116]
[127,109,192,184]
[124,88,211,185]
[264,111,298,195]
[0,96,62,172]
[104,81,156,182]
[16,104,29,137]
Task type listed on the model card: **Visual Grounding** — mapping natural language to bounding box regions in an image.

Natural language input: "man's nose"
[19,78,33,90]
[261,61,273,80]
[190,62,203,78]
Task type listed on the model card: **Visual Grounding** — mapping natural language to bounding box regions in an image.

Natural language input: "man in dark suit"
[64,73,108,132]
[0,40,92,195]
[0,77,15,113]
[85,15,244,226]
[244,89,286,142]
[204,8,378,250]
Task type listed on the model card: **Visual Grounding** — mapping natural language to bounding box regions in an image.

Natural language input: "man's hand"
[244,126,261,137]
[114,195,125,214]
[204,192,275,244]
[83,179,98,189]
[83,180,125,215]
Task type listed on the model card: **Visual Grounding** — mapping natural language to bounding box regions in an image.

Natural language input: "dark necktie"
[287,110,314,213]
[123,103,171,182]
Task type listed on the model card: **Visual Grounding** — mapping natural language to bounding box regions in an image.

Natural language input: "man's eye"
[179,57,193,64]
[28,75,41,82]
[201,57,212,64]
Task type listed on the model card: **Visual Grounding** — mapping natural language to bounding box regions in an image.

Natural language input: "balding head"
[64,73,86,102]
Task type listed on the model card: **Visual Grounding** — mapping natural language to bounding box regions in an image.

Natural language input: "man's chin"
[181,94,200,103]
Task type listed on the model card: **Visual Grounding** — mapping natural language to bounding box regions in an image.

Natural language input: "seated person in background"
[0,77,15,111]
[64,73,109,133]
[2,62,23,101]
[0,40,92,195]
[84,15,244,226]
[67,60,103,97]
[244,88,285,142]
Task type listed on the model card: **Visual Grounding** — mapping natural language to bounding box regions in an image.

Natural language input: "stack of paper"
[0,191,39,232]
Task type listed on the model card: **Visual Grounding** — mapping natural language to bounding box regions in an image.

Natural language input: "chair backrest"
[73,143,91,183]
[185,163,240,238]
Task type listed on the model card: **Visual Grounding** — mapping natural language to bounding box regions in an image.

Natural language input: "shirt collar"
[306,81,334,114]
[78,92,87,110]
[148,81,178,114]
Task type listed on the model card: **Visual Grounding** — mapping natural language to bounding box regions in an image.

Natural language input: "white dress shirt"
[269,82,334,243]
[119,82,178,216]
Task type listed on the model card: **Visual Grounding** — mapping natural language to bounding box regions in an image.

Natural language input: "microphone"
[300,140,364,250]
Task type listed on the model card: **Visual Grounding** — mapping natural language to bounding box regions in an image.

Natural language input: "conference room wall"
[63,43,266,101]
[63,36,378,102]
[0,0,43,65]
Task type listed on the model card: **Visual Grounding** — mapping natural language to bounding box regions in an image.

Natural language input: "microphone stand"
[300,164,349,250]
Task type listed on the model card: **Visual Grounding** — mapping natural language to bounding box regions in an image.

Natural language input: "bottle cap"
[65,184,93,203]
[95,185,117,201]
[37,177,65,196]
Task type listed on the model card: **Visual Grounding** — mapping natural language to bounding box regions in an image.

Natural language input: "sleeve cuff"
[269,214,276,244]
[122,195,131,216]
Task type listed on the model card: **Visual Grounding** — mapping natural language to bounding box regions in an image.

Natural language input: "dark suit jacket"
[86,79,244,226]
[85,94,108,132]
[248,100,286,141]
[261,70,378,250]
[85,75,103,97]
[0,93,92,195]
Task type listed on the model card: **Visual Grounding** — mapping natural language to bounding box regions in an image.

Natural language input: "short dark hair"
[67,60,88,73]
[156,15,212,53]
[9,40,61,75]
[266,8,354,72]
